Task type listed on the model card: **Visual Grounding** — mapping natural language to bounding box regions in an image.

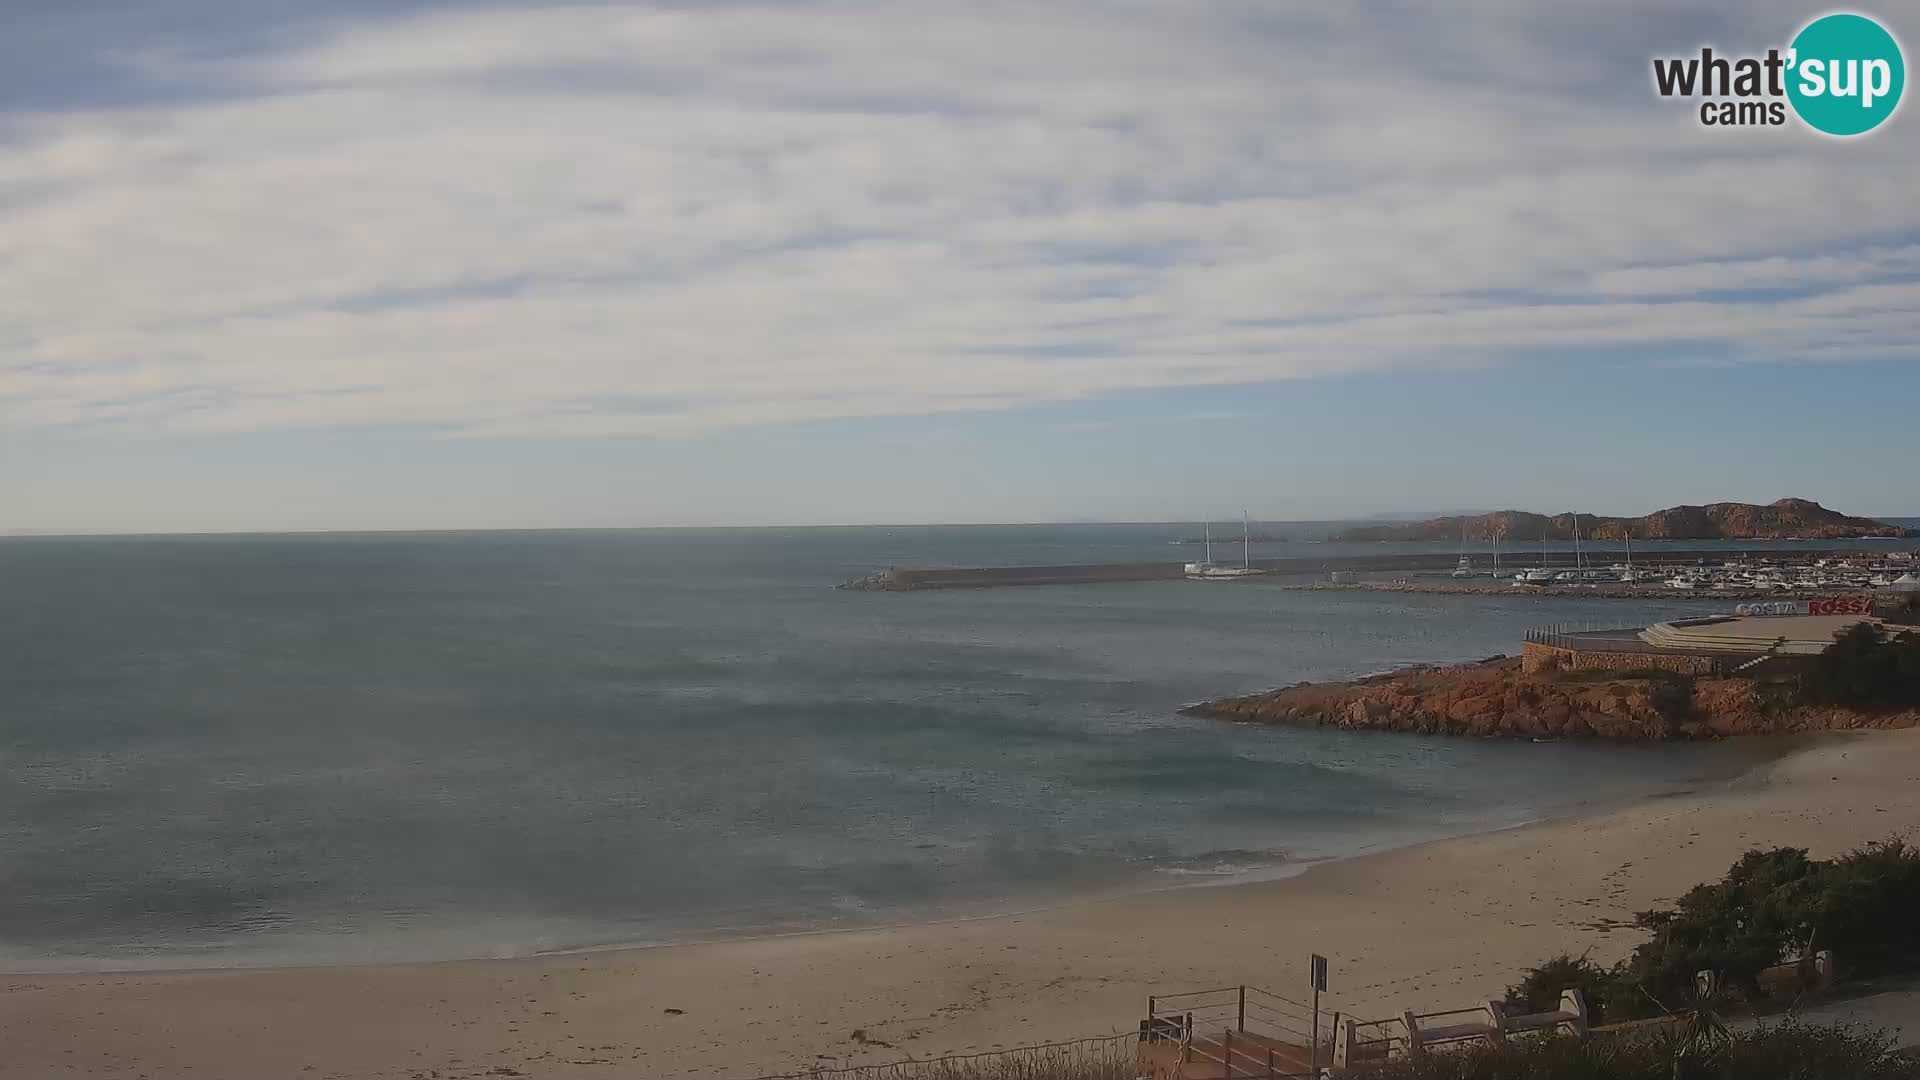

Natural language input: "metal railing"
[1523,623,1665,652]
[1335,1016,1410,1066]
[1146,985,1317,1046]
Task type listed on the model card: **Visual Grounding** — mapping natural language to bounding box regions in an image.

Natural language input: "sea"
[3,522,1915,973]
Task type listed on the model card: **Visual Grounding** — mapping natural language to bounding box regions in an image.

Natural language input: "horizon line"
[7,512,1919,542]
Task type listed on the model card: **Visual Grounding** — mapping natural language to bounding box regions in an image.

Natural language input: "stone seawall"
[1521,641,1721,676]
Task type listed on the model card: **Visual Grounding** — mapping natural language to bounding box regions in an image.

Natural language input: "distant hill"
[1331,499,1917,542]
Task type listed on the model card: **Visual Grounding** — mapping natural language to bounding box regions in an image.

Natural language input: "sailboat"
[1560,517,1582,582]
[1451,521,1473,577]
[1185,512,1265,579]
[1520,525,1557,583]
[1618,533,1642,583]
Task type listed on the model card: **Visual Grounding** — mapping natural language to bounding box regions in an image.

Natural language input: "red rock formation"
[1333,499,1912,543]
[1185,658,1920,740]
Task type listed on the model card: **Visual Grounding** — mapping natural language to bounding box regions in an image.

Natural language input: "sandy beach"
[5,729,1917,1079]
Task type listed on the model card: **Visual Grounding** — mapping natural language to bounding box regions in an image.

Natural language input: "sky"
[3,1,1918,533]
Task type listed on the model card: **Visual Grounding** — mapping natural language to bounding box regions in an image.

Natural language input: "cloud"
[1,0,1917,438]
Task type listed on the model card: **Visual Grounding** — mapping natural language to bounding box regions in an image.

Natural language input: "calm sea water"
[2,523,1912,972]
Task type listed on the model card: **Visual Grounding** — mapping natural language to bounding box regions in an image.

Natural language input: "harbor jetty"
[840,552,1512,591]
[837,548,1889,591]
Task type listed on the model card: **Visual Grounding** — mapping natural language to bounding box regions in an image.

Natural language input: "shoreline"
[0,819,1595,980]
[0,735,1785,981]
[9,731,1904,1079]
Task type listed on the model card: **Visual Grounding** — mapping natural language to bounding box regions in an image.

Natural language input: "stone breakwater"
[1183,658,1920,741]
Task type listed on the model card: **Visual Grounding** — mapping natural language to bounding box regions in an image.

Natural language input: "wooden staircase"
[1137,986,1322,1079]
[1139,1028,1315,1079]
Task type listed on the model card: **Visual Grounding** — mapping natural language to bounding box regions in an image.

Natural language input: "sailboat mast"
[1243,510,1251,570]
[1204,520,1212,565]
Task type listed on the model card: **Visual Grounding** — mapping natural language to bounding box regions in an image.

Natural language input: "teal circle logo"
[1787,13,1905,136]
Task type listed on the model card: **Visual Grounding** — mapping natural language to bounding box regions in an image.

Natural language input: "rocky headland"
[1332,498,1913,543]
[1184,658,1920,740]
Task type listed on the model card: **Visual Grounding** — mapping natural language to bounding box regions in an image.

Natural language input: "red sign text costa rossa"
[1808,596,1875,616]
[1736,596,1878,617]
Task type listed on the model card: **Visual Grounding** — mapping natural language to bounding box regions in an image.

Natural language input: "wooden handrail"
[1411,1006,1493,1021]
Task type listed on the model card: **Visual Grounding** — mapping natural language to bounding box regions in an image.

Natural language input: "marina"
[841,546,1920,593]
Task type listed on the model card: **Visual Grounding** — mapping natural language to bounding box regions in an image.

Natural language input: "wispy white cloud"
[1,0,1916,438]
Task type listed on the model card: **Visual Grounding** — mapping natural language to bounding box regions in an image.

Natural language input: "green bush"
[1347,1021,1920,1080]
[1502,843,1920,1023]
[1619,847,1829,1009]
[1798,622,1920,708]
[1807,839,1920,977]
[1504,954,1619,1026]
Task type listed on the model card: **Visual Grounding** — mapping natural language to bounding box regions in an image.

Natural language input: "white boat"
[1182,521,1216,576]
[1451,521,1473,577]
[1186,512,1265,580]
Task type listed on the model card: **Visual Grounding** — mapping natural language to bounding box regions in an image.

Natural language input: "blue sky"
[3,1,1917,532]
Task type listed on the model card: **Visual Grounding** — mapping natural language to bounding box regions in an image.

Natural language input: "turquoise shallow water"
[1,523,1904,972]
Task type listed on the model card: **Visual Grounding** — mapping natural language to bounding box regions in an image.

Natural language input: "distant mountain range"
[1355,510,1495,522]
[1331,499,1917,543]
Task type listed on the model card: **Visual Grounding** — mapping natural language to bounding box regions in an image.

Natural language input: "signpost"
[1310,954,1328,1073]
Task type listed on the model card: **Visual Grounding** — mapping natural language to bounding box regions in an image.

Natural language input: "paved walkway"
[1740,976,1920,1046]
